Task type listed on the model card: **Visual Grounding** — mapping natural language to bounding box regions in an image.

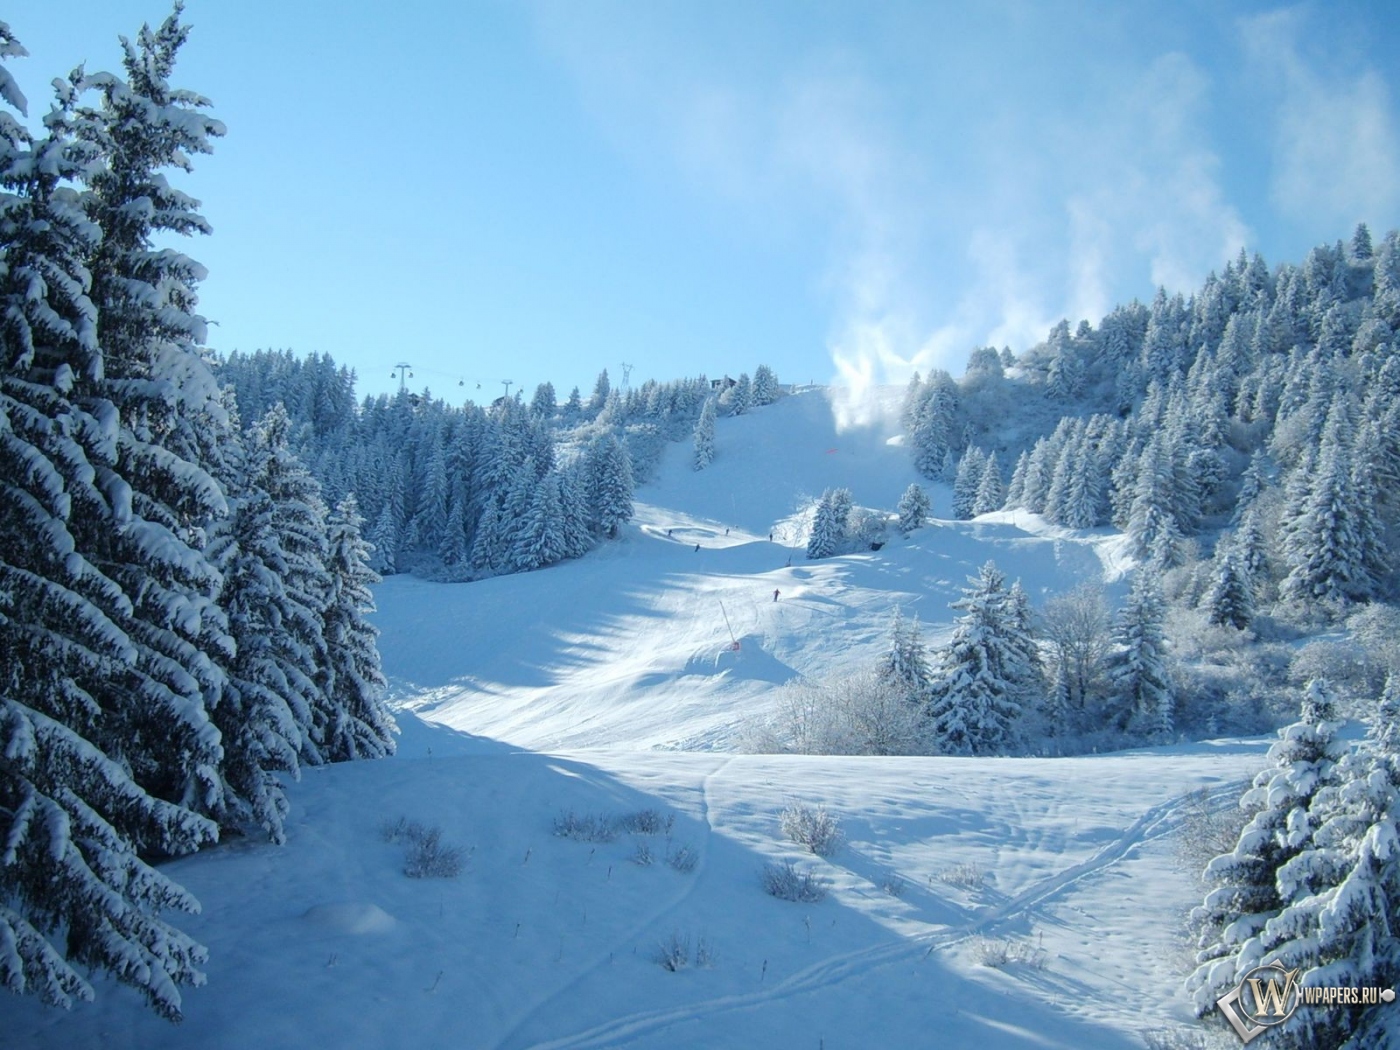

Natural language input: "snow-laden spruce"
[1188,681,1346,1018]
[0,13,217,1020]
[693,396,716,470]
[926,561,1041,756]
[320,495,395,762]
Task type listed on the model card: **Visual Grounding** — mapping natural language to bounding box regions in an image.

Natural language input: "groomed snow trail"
[497,778,1250,1050]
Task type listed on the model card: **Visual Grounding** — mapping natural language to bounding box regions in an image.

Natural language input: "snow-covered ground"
[9,389,1266,1048]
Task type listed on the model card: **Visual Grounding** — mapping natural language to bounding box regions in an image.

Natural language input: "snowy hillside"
[6,387,1272,1048]
[384,388,1125,751]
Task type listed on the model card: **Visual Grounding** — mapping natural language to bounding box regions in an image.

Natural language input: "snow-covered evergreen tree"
[926,562,1026,756]
[972,451,1004,515]
[513,470,567,571]
[556,464,594,559]
[529,381,556,418]
[246,406,332,765]
[1190,682,1347,1024]
[806,488,848,559]
[720,372,752,415]
[587,368,610,415]
[896,483,930,534]
[1206,544,1254,631]
[752,364,780,405]
[951,446,986,519]
[1107,575,1173,739]
[0,25,216,1017]
[586,433,634,539]
[1247,678,1400,1049]
[207,465,303,844]
[65,2,234,817]
[320,494,395,762]
[693,397,716,470]
[875,607,932,704]
[1280,402,1374,606]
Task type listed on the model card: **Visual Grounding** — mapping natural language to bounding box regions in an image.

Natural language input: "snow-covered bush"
[760,861,830,903]
[1289,636,1382,704]
[631,840,655,866]
[616,809,675,836]
[667,843,699,873]
[382,819,466,878]
[380,816,429,844]
[1173,787,1256,884]
[552,810,619,843]
[971,935,1046,969]
[404,827,466,879]
[880,873,907,897]
[780,802,844,856]
[742,669,926,756]
[847,506,889,550]
[938,862,987,889]
[654,931,691,971]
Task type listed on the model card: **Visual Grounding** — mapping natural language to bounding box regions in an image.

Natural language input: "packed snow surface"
[10,389,1265,1048]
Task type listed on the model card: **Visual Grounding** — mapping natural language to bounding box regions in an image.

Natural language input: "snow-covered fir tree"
[951,447,986,520]
[1205,543,1254,631]
[1107,575,1173,739]
[972,452,1004,515]
[319,494,395,762]
[926,561,1028,756]
[752,363,780,405]
[1243,678,1400,1049]
[206,460,304,844]
[246,406,332,765]
[896,482,930,535]
[693,396,716,470]
[875,607,932,704]
[66,1,234,817]
[0,24,215,1018]
[1189,681,1347,1021]
[586,433,634,539]
[1280,400,1377,607]
[806,488,849,559]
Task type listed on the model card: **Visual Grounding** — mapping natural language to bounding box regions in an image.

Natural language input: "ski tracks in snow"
[503,777,1250,1050]
[490,758,737,1050]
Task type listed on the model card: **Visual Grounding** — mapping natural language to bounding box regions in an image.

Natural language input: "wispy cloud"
[1241,7,1400,232]
[528,4,1259,431]
[1063,53,1249,312]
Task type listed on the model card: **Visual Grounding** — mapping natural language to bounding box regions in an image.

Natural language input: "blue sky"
[13,1,1400,401]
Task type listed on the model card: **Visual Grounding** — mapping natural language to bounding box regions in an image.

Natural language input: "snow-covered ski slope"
[10,387,1266,1049]
[383,387,1128,751]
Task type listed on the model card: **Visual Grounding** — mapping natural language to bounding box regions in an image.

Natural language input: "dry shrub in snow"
[653,931,714,971]
[552,810,619,843]
[743,669,926,756]
[616,808,675,836]
[761,860,829,903]
[404,827,465,878]
[780,801,844,856]
[667,843,699,873]
[938,861,987,889]
[971,934,1046,969]
[1174,787,1255,884]
[381,817,465,878]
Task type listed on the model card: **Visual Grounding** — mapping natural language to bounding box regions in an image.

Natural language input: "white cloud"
[1065,53,1249,307]
[528,4,1255,428]
[1241,8,1400,230]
